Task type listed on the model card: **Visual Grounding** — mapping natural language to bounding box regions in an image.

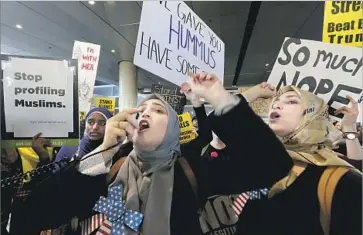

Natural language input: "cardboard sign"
[178,113,196,144]
[134,1,225,86]
[72,41,101,113]
[151,84,186,114]
[323,1,363,47]
[95,97,116,114]
[1,55,79,147]
[267,37,362,119]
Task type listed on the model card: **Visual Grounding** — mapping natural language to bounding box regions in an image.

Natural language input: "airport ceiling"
[0,1,325,89]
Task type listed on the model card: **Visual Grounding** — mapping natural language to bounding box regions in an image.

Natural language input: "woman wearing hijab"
[56,107,113,161]
[8,75,314,235]
[190,75,360,235]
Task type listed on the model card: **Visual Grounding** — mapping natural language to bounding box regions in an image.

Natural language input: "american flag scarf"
[232,188,269,216]
[79,214,106,235]
[231,193,249,216]
[96,220,112,235]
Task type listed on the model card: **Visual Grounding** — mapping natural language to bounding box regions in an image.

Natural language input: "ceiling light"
[111,49,115,53]
[265,63,269,66]
[88,1,95,5]
[16,24,23,29]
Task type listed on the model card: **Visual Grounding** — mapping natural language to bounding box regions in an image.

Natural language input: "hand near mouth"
[100,108,141,156]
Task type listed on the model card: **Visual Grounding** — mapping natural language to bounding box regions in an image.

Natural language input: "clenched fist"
[100,108,140,157]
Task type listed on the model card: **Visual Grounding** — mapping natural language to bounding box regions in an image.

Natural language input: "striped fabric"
[231,193,249,216]
[79,213,106,235]
[96,219,112,235]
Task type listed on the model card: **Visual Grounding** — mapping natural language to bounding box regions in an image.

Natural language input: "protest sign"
[323,1,362,47]
[267,37,362,119]
[178,112,196,144]
[134,1,225,86]
[1,55,79,147]
[95,97,116,114]
[72,41,101,113]
[151,84,186,114]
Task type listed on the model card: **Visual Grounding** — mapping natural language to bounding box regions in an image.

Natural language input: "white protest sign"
[268,37,362,120]
[134,1,225,86]
[72,41,101,113]
[1,55,79,147]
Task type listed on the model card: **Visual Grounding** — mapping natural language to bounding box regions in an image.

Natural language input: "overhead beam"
[232,1,262,86]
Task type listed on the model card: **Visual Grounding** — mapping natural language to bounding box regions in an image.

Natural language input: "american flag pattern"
[232,188,269,216]
[96,219,112,235]
[246,188,269,200]
[232,193,249,216]
[93,185,143,235]
[80,213,106,235]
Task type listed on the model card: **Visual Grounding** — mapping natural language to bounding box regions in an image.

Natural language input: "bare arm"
[343,125,362,160]
[335,95,362,160]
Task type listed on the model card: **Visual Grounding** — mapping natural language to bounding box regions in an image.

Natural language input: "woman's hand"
[242,82,276,102]
[335,95,359,132]
[188,72,231,107]
[32,133,51,163]
[101,108,140,157]
[180,82,201,107]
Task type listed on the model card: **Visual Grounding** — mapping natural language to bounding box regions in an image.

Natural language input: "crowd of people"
[1,72,362,235]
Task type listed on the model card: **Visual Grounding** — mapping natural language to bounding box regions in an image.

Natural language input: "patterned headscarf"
[269,85,360,197]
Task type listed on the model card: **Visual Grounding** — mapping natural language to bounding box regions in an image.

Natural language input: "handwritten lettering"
[176,3,205,37]
[139,32,172,70]
[169,15,216,69]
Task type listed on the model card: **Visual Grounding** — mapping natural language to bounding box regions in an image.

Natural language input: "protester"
[1,133,52,235]
[330,96,362,172]
[206,81,361,235]
[52,107,112,235]
[7,72,361,235]
[54,119,86,162]
[15,133,54,175]
[55,107,112,161]
[9,80,294,235]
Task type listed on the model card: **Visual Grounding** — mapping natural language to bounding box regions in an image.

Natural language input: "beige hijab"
[269,85,361,197]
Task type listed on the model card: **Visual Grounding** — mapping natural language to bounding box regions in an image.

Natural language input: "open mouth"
[138,120,150,132]
[269,112,281,121]
[89,132,100,137]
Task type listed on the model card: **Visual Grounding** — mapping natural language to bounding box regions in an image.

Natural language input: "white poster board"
[268,37,362,120]
[1,55,79,147]
[72,41,101,113]
[134,1,225,86]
